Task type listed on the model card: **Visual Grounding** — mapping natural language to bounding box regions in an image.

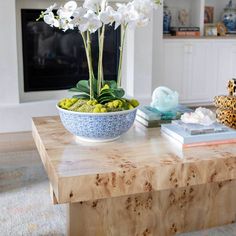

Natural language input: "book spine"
[136,116,172,128]
[173,31,201,37]
[161,126,184,143]
[183,139,236,148]
[137,111,160,121]
[178,27,200,32]
[171,27,200,32]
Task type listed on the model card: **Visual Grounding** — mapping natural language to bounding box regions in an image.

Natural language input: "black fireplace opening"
[21,9,121,92]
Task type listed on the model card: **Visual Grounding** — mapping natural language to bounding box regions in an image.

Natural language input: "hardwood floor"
[0,131,236,236]
[0,131,36,153]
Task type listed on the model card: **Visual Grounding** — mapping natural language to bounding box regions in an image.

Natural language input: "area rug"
[0,150,66,236]
[1,146,236,235]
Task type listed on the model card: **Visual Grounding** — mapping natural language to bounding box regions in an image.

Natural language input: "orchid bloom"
[115,0,154,29]
[40,0,160,98]
[83,0,106,12]
[43,12,59,27]
[79,10,102,33]
[99,6,117,25]
[71,7,87,27]
[132,0,155,17]
[44,3,57,14]
[57,1,77,19]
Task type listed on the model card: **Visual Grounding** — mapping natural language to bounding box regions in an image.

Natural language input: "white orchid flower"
[43,12,58,27]
[44,3,57,14]
[132,0,155,16]
[59,18,74,31]
[99,6,117,25]
[79,10,102,33]
[71,7,87,26]
[114,3,129,28]
[113,13,122,29]
[128,14,149,29]
[83,0,106,12]
[115,3,139,27]
[53,19,60,27]
[73,7,87,18]
[64,1,77,11]
[114,1,153,29]
[57,1,77,19]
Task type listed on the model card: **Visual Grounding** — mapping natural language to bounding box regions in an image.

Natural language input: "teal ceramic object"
[151,87,179,113]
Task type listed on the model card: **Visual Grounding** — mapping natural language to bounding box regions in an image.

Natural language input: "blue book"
[137,105,193,121]
[172,120,229,135]
[161,123,236,146]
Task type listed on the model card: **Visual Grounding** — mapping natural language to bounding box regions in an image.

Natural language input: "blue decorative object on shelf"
[150,86,179,113]
[222,0,236,33]
[163,4,172,34]
[57,106,137,142]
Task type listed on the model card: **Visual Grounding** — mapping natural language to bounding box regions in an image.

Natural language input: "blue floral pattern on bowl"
[57,106,137,142]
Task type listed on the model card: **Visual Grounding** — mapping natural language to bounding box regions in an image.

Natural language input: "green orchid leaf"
[98,94,113,100]
[76,80,90,93]
[92,78,98,96]
[70,79,124,103]
[69,88,90,97]
[69,87,81,92]
[72,93,90,99]
[99,89,113,96]
[99,97,117,104]
[110,88,125,98]
[104,80,117,89]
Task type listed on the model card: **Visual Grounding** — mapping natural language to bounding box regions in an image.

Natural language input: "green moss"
[58,98,139,113]
[129,99,139,108]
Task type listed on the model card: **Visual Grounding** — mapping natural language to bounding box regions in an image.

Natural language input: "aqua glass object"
[151,87,179,113]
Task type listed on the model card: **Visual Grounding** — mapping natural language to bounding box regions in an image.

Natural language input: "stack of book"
[136,105,192,128]
[161,120,236,148]
[170,27,200,37]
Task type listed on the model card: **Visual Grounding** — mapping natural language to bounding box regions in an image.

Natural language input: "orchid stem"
[98,25,105,95]
[117,24,127,88]
[81,31,94,100]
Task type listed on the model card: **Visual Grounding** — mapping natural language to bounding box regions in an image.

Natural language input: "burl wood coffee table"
[32,116,236,236]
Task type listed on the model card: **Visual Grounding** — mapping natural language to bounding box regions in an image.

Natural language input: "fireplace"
[21,9,120,92]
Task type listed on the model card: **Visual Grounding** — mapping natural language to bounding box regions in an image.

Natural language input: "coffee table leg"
[67,203,81,236]
[67,180,236,236]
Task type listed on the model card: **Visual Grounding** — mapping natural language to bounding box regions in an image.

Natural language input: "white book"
[161,124,236,146]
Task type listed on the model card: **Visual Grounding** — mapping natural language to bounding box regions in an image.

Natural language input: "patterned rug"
[1,146,236,235]
[0,150,66,236]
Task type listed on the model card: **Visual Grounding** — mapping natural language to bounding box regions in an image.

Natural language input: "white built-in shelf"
[163,35,236,40]
[163,0,235,38]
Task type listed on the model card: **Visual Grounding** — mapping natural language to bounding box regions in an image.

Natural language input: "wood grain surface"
[32,116,236,204]
[67,180,236,236]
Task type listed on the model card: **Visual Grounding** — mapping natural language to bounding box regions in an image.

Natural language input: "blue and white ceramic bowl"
[57,105,137,142]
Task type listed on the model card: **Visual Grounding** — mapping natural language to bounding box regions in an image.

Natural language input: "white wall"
[0,0,19,105]
[0,0,159,133]
[16,0,70,103]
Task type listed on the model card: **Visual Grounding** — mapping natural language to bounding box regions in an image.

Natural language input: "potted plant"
[37,0,160,142]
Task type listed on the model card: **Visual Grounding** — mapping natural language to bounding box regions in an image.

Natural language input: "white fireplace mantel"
[0,0,162,132]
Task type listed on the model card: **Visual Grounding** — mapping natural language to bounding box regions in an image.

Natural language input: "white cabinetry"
[215,42,236,95]
[163,39,236,104]
[163,42,186,100]
[152,1,236,105]
[186,42,217,102]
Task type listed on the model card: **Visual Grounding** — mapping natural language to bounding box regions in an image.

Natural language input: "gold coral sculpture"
[228,79,236,96]
[214,79,236,129]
